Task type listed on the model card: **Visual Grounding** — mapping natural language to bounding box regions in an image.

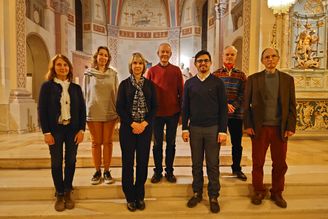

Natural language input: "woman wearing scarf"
[116,52,157,212]
[38,54,86,212]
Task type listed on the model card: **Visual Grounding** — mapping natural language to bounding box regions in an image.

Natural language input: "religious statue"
[294,23,319,69]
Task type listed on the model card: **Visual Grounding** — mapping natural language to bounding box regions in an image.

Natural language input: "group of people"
[38,43,296,214]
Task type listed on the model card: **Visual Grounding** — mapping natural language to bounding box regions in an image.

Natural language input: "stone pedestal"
[8,89,37,133]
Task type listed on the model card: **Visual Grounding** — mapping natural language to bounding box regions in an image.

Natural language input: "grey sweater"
[84,67,118,121]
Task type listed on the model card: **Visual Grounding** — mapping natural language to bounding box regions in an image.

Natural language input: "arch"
[26,33,50,102]
[201,0,208,50]
[232,37,243,70]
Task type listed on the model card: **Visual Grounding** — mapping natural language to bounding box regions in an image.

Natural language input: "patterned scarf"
[130,75,148,122]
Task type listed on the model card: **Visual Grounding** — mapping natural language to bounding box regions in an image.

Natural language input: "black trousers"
[228,118,243,172]
[49,125,78,194]
[152,112,179,175]
[119,123,152,203]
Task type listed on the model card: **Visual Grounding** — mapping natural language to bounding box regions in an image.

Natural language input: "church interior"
[0,0,327,218]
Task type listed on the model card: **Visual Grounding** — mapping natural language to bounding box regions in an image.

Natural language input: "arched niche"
[26,33,50,102]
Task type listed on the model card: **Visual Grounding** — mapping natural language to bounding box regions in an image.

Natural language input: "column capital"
[215,0,228,19]
[51,0,69,15]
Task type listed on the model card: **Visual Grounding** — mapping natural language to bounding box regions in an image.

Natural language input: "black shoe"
[187,193,202,208]
[209,197,220,213]
[136,200,146,210]
[91,170,102,185]
[127,202,137,212]
[103,170,115,184]
[233,171,247,181]
[151,173,162,183]
[165,173,177,183]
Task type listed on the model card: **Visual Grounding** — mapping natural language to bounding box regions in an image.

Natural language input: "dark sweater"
[263,71,281,125]
[116,77,157,126]
[182,74,228,133]
[38,80,86,134]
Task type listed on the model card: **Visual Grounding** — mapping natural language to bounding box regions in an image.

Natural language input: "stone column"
[52,0,69,55]
[271,13,291,69]
[214,0,228,69]
[7,0,37,133]
[168,27,181,66]
[107,24,119,69]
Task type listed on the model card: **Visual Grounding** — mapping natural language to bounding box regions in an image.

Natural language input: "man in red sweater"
[146,43,184,183]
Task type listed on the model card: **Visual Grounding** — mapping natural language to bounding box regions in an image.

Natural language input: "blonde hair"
[128,52,147,75]
[45,54,73,81]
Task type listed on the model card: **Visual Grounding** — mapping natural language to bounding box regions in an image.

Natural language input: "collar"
[197,72,211,81]
[158,62,170,68]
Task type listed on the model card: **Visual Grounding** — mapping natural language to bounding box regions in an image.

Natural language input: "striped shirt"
[212,67,247,119]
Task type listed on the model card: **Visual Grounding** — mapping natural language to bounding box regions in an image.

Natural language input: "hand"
[44,133,55,145]
[227,104,235,113]
[74,130,84,144]
[131,122,144,134]
[217,134,227,143]
[182,132,189,142]
[284,130,295,138]
[245,128,255,136]
[141,121,148,129]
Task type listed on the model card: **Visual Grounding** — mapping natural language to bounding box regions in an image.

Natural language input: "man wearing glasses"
[182,50,227,213]
[244,48,296,208]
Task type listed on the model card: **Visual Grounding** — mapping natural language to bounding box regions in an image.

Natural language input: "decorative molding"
[168,27,181,66]
[67,13,74,24]
[16,0,26,88]
[107,24,119,37]
[242,0,251,74]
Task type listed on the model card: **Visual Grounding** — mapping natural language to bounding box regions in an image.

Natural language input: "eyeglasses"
[196,59,210,64]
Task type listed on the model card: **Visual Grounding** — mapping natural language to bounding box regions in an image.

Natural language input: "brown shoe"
[251,193,266,205]
[64,191,75,209]
[54,194,65,212]
[270,194,287,208]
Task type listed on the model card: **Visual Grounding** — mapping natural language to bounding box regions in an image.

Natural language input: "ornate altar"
[287,0,328,136]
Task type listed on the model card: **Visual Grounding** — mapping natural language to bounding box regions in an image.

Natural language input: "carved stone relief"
[296,100,328,131]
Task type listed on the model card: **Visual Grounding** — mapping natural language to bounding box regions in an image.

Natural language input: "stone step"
[0,196,327,219]
[1,166,328,201]
[0,145,249,169]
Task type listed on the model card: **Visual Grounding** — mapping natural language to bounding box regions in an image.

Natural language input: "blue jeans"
[49,125,78,194]
[152,113,179,175]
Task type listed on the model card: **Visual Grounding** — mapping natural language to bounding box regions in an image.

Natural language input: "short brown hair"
[45,54,73,82]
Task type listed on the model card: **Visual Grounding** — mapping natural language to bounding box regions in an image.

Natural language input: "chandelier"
[267,0,296,14]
